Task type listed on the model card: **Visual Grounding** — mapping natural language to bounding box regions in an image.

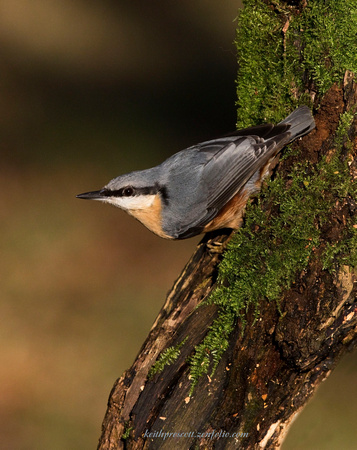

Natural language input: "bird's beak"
[76,190,104,200]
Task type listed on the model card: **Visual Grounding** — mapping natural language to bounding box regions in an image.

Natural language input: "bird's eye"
[122,186,135,197]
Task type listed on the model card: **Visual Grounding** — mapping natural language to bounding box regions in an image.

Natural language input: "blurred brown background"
[0,1,356,449]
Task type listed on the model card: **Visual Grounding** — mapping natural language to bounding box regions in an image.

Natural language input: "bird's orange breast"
[203,188,251,232]
[128,195,172,239]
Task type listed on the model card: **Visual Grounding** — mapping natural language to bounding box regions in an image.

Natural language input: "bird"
[77,106,315,240]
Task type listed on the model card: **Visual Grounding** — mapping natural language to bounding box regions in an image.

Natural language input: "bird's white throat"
[98,194,157,211]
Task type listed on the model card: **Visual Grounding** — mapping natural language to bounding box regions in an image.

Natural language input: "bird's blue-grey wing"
[199,137,271,209]
[167,132,289,238]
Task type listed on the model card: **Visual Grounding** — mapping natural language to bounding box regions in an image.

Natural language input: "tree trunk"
[98,2,357,449]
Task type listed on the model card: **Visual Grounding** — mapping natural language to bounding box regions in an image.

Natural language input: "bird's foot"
[206,240,226,255]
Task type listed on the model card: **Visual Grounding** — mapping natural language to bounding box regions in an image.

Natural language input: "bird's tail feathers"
[280,105,315,141]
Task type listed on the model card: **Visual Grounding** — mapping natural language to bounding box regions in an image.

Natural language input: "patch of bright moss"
[148,338,188,378]
[235,0,357,128]
[188,309,235,394]
[122,423,133,440]
[235,0,288,127]
[297,1,357,93]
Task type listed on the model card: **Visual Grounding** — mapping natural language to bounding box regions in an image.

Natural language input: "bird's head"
[77,169,166,212]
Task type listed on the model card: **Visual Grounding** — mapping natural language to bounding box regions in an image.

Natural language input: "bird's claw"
[206,240,225,254]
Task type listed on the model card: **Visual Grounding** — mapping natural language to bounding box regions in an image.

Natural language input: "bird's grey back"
[157,106,315,238]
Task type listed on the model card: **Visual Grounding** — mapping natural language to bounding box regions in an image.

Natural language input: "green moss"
[188,309,236,394]
[296,1,357,93]
[188,1,357,391]
[339,229,357,268]
[148,338,188,378]
[236,0,357,128]
[321,111,357,271]
[235,0,288,127]
[122,423,133,440]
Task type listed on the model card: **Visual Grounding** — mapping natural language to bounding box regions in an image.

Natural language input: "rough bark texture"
[96,72,357,449]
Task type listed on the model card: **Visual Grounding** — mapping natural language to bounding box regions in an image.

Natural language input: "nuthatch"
[77,106,314,239]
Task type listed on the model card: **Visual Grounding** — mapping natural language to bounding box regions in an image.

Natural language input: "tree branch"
[97,1,357,448]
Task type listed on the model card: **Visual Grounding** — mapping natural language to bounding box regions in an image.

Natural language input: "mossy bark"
[98,2,357,449]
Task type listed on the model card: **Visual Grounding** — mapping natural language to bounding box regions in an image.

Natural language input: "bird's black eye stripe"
[100,184,168,198]
[100,187,135,197]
